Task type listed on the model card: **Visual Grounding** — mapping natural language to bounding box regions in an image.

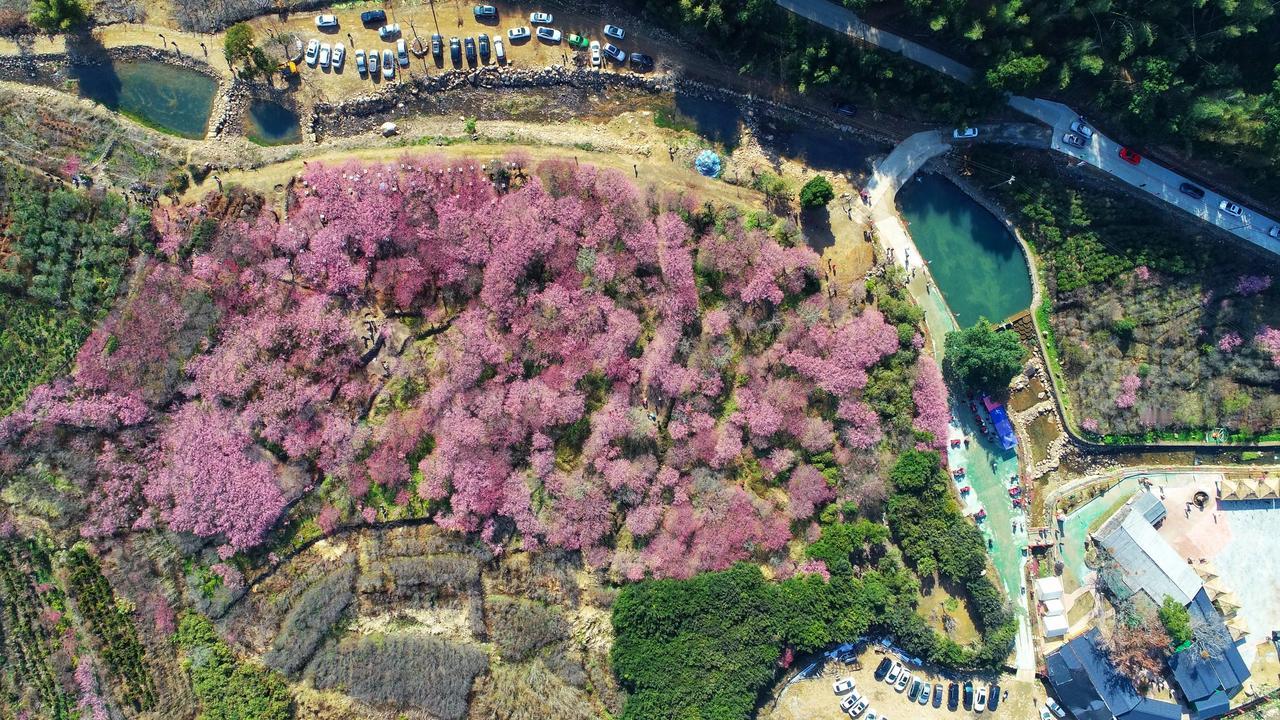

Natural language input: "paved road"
[778,0,1280,257]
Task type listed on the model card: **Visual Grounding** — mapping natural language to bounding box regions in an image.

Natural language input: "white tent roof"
[1042,598,1066,615]
[1035,576,1065,600]
[1042,613,1070,638]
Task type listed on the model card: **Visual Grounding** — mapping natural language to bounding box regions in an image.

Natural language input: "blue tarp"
[988,404,1017,450]
[1170,589,1249,703]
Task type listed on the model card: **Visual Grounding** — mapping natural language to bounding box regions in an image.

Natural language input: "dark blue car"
[360,9,386,25]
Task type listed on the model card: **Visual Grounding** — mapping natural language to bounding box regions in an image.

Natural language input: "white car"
[494,37,505,62]
[536,26,561,42]
[332,42,345,69]
[953,127,979,139]
[396,38,409,66]
[368,48,379,74]
[884,662,901,685]
[833,678,855,694]
[382,49,394,79]
[529,12,553,24]
[1220,200,1244,217]
[354,48,366,74]
[840,693,861,711]
[894,671,910,692]
[975,685,988,712]
[1070,119,1094,139]
[589,40,601,67]
[508,26,531,40]
[603,42,626,63]
[849,698,868,717]
[315,13,338,28]
[378,23,401,40]
[1268,225,1279,238]
[1046,698,1067,718]
[603,24,625,40]
[304,38,319,65]
[318,42,331,68]
[1040,709,1053,720]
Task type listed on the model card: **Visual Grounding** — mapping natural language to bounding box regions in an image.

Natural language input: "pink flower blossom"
[911,355,949,450]
[1217,332,1243,353]
[1236,274,1273,296]
[1115,374,1141,409]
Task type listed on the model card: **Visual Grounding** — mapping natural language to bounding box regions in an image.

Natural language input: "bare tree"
[1103,616,1172,688]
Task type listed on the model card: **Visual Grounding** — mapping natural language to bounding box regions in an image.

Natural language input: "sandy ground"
[1157,483,1232,560]
[766,645,1038,720]
[1212,501,1280,664]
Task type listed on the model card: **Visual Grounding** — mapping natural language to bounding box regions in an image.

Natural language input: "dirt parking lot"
[766,645,1039,720]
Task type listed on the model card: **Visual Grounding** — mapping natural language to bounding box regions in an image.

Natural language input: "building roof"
[1035,576,1064,600]
[1095,506,1202,606]
[1126,698,1184,720]
[1169,589,1250,705]
[1131,491,1168,525]
[1191,689,1230,719]
[1042,612,1069,637]
[1045,628,1142,720]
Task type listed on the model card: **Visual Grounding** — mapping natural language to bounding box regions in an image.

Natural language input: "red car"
[1118,147,1142,165]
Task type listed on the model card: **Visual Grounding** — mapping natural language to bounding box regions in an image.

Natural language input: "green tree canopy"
[941,318,1027,395]
[799,175,835,208]
[29,0,86,32]
[224,22,256,64]
[1158,596,1192,646]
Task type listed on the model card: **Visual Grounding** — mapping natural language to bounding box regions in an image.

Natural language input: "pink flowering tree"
[911,355,950,450]
[1115,374,1141,409]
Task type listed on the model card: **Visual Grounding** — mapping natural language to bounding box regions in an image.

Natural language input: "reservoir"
[70,60,217,139]
[897,174,1033,327]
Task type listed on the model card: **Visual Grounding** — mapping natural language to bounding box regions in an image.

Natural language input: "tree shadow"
[64,31,121,109]
[801,206,836,254]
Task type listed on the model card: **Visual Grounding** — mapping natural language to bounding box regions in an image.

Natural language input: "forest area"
[631,0,1280,203]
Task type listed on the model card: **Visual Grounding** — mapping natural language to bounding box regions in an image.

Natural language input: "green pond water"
[897,174,1033,327]
[70,60,217,139]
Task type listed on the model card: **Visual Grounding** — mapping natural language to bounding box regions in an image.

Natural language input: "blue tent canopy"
[988,404,1017,450]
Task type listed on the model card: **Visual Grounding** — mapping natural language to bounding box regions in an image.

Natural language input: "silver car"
[382,49,395,78]
[529,11,553,23]
[1219,199,1244,217]
[396,38,409,66]
[508,26,531,41]
[1069,118,1094,139]
[1062,132,1086,148]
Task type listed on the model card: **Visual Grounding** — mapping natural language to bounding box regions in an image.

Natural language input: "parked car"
[1269,225,1279,238]
[589,40,601,66]
[318,42,331,68]
[1062,132,1086,148]
[354,48,367,74]
[917,683,931,705]
[477,33,490,62]
[836,103,856,117]
[947,682,959,711]
[1040,708,1054,720]
[1179,182,1205,199]
[368,48,378,74]
[536,27,562,42]
[602,42,625,63]
[884,662,901,685]
[304,38,319,65]
[378,24,401,40]
[567,33,589,49]
[431,34,443,59]
[894,671,910,692]
[629,52,654,70]
[1219,199,1244,217]
[382,49,394,78]
[603,24,625,40]
[331,42,345,69]
[849,698,868,717]
[907,679,922,702]
[833,677,855,694]
[494,38,505,63]
[473,4,497,20]
[975,685,988,712]
[987,684,1001,711]
[396,38,409,66]
[1069,118,1093,139]
[448,37,461,64]
[1046,698,1067,718]
[529,12,553,24]
[963,681,974,710]
[508,26,531,41]
[873,658,892,681]
[840,692,860,711]
[315,13,338,28]
[361,10,386,25]
[464,36,477,62]
[932,683,943,708]
[1118,146,1142,165]
[953,127,979,139]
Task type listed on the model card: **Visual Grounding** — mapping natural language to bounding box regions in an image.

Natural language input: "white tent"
[1042,597,1066,616]
[1042,613,1069,638]
[1035,576,1064,600]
